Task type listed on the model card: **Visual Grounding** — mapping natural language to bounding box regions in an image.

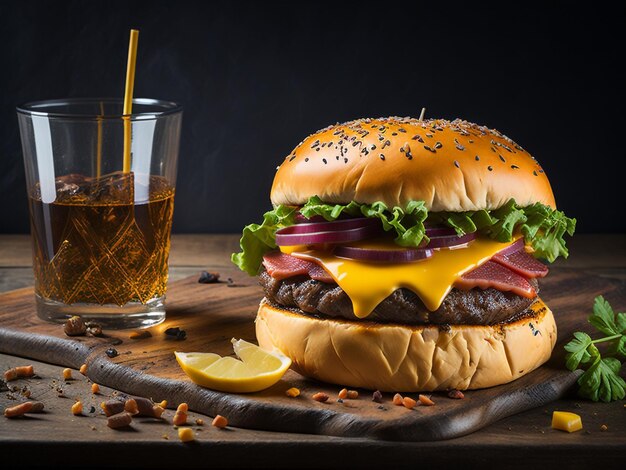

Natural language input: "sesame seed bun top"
[270,117,556,212]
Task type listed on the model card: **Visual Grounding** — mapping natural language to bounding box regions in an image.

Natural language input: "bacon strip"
[456,261,536,298]
[493,248,548,278]
[262,251,334,283]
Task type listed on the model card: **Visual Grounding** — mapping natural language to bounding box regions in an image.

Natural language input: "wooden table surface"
[1,233,625,469]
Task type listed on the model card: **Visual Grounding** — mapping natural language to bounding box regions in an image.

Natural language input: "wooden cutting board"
[1,266,619,441]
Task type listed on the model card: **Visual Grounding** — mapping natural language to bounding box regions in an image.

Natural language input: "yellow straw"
[122,29,139,174]
[96,100,104,178]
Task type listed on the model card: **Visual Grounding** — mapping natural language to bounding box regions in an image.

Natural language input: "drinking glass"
[17,98,182,328]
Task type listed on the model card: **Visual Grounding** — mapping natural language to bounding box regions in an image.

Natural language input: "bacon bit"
[62,368,73,380]
[107,411,133,429]
[418,394,435,406]
[447,389,465,399]
[372,390,383,403]
[392,393,404,406]
[346,390,359,399]
[4,402,33,418]
[195,418,204,426]
[403,397,417,409]
[101,400,125,417]
[212,415,228,428]
[91,383,100,394]
[79,364,88,375]
[338,388,348,399]
[285,387,301,398]
[4,365,34,381]
[312,392,329,403]
[125,397,160,417]
[30,401,45,413]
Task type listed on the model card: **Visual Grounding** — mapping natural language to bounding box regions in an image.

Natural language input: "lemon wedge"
[175,339,292,393]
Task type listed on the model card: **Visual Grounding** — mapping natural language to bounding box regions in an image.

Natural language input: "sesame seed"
[322,158,327,164]
[487,165,493,171]
[336,156,340,160]
[382,140,391,149]
[511,164,519,169]
[434,142,443,149]
[454,160,460,168]
[424,145,436,153]
[475,155,480,161]
[412,135,424,142]
[305,158,309,162]
[533,170,538,176]
[379,154,385,160]
[499,154,506,163]
[289,155,296,162]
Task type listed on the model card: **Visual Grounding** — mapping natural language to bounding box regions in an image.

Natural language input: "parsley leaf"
[564,296,626,402]
[564,332,594,370]
[589,296,622,336]
[577,357,626,403]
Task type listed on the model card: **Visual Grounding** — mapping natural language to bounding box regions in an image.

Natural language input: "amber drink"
[17,99,182,328]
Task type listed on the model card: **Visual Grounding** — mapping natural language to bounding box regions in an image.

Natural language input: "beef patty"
[259,271,539,326]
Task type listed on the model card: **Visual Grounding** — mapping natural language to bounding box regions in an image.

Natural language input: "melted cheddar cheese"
[281,236,520,317]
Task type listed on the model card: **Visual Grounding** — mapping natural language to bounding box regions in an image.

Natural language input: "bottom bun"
[255,298,557,392]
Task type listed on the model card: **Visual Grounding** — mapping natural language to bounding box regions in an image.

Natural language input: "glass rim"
[16,97,183,121]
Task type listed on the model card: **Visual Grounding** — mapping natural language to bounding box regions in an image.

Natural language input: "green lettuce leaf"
[301,196,429,247]
[231,196,576,274]
[433,198,576,262]
[230,205,297,275]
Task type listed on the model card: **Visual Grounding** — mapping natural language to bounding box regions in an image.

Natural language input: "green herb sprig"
[564,296,626,402]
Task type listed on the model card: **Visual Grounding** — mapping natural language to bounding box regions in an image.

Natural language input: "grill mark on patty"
[259,271,539,326]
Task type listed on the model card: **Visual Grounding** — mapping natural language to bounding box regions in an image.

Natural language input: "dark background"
[1,1,624,234]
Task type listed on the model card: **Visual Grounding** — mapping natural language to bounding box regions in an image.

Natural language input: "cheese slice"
[281,236,520,318]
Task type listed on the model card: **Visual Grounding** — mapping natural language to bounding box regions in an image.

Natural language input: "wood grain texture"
[1,265,622,441]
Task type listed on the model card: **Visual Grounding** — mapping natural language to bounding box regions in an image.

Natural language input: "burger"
[232,117,576,392]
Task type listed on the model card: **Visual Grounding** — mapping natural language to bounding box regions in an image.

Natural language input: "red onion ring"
[275,222,382,246]
[295,214,327,224]
[493,237,525,256]
[279,217,380,234]
[426,232,477,249]
[424,226,458,237]
[333,245,433,263]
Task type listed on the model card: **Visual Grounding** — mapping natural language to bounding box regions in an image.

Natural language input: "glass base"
[35,294,166,329]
